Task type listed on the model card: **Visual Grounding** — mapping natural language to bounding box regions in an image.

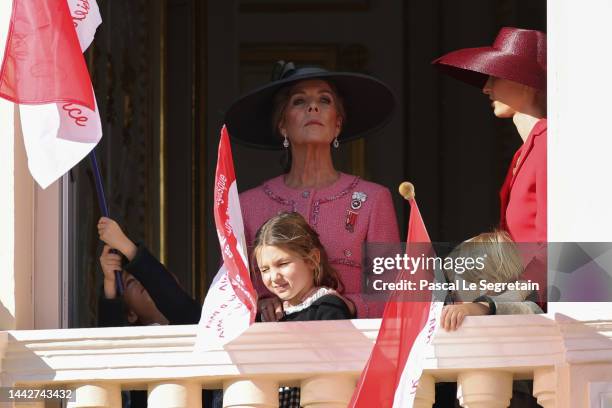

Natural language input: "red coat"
[500,118,547,242]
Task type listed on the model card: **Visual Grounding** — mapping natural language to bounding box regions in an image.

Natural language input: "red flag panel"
[350,199,437,408]
[0,0,95,109]
[214,126,258,317]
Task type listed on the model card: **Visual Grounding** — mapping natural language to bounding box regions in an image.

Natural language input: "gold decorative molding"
[105,54,115,125]
[195,0,208,301]
[239,0,368,13]
[159,0,167,264]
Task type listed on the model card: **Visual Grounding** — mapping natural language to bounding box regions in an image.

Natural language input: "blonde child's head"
[449,230,524,299]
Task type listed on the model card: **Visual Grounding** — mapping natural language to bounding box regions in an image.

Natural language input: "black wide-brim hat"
[225,63,396,150]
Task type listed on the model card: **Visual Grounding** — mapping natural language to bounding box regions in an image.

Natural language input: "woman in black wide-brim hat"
[229,61,399,321]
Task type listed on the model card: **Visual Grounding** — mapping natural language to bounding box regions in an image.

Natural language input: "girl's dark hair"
[252,212,344,293]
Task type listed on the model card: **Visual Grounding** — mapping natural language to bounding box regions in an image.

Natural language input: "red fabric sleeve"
[535,132,547,242]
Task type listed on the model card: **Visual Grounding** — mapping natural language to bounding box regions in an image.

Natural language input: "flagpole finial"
[398,182,415,200]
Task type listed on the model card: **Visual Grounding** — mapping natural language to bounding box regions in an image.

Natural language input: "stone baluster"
[148,381,202,408]
[300,375,356,408]
[414,374,436,408]
[67,383,121,408]
[223,378,279,408]
[4,402,44,408]
[533,367,556,408]
[457,371,513,408]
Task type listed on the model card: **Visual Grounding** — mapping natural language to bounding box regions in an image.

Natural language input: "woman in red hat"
[433,27,547,244]
[432,27,546,408]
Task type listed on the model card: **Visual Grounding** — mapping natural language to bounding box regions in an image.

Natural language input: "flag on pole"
[0,0,102,188]
[67,0,102,51]
[350,190,443,408]
[0,0,94,108]
[195,126,258,351]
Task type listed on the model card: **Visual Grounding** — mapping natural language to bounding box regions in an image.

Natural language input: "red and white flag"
[350,197,443,408]
[195,126,258,351]
[0,0,102,188]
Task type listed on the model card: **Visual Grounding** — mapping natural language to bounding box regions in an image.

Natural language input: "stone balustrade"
[1,314,612,407]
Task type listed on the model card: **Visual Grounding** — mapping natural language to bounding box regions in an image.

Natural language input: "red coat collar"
[499,118,547,230]
[510,118,547,187]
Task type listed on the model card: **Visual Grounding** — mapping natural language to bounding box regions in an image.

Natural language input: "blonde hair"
[252,212,344,292]
[450,230,524,285]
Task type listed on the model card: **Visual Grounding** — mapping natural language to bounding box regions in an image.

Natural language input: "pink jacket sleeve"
[367,188,400,243]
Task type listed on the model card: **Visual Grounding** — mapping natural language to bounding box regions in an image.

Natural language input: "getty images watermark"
[362,242,548,303]
[370,252,540,293]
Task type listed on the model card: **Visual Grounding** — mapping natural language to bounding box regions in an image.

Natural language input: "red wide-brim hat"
[432,27,546,90]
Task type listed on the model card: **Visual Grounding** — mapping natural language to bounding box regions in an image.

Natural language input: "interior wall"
[166,0,196,296]
[13,109,34,330]
[0,99,15,330]
[33,183,62,329]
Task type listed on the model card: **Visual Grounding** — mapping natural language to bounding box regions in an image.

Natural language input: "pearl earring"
[283,135,289,148]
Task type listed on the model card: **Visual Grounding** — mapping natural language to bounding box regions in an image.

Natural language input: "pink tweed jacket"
[240,172,400,318]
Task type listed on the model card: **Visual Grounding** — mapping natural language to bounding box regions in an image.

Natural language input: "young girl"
[441,230,542,331]
[253,211,355,322]
[253,211,354,408]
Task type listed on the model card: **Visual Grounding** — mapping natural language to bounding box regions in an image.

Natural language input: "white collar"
[283,287,335,315]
